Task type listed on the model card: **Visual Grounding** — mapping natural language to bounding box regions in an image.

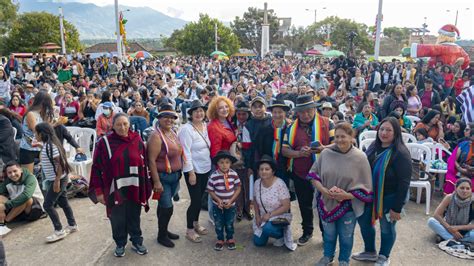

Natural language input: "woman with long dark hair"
[414,109,444,141]
[352,117,412,265]
[35,122,77,243]
[19,90,54,173]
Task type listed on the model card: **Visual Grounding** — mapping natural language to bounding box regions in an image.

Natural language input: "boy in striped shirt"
[207,150,241,251]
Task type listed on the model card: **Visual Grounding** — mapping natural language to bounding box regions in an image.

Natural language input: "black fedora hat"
[186,99,207,116]
[268,99,290,112]
[256,154,277,172]
[157,104,179,119]
[293,95,320,112]
[212,150,238,165]
[235,101,251,112]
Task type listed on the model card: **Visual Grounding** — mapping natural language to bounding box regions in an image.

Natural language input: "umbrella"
[131,51,153,59]
[214,54,229,61]
[210,51,227,57]
[304,49,322,56]
[323,50,345,57]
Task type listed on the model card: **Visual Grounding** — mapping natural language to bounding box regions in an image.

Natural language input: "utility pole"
[314,9,317,24]
[374,0,383,60]
[114,0,122,60]
[261,2,270,57]
[58,7,66,55]
[455,9,459,26]
[215,23,218,51]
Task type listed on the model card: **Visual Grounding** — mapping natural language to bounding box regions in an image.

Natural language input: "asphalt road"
[3,180,471,266]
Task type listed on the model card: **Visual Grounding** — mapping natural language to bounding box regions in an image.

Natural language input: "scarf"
[371,146,393,224]
[445,194,472,226]
[272,120,286,161]
[155,126,186,173]
[287,117,321,171]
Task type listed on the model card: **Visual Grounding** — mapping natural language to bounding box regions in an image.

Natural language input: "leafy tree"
[2,12,82,54]
[0,0,18,35]
[306,16,374,55]
[383,26,410,44]
[231,7,280,55]
[165,14,239,56]
[281,26,310,55]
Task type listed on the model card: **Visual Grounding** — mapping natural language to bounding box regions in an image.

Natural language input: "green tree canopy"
[230,7,280,55]
[0,0,18,35]
[306,16,374,55]
[2,12,81,54]
[165,14,239,56]
[383,26,410,44]
[281,26,309,55]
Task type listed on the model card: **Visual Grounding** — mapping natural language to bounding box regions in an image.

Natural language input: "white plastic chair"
[402,133,417,143]
[12,127,17,140]
[284,100,295,109]
[406,143,432,215]
[423,142,452,190]
[359,138,374,152]
[358,130,377,144]
[67,127,97,180]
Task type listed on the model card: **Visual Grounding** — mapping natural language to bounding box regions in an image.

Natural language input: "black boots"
[157,206,179,248]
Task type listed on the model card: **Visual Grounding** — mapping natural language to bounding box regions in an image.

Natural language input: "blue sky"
[69,0,473,39]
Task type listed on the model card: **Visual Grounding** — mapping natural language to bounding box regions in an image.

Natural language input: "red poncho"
[89,130,152,217]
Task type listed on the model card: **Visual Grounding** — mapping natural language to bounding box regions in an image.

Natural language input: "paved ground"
[3,179,472,266]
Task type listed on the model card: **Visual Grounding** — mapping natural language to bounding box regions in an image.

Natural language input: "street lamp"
[305,7,326,24]
[446,8,470,26]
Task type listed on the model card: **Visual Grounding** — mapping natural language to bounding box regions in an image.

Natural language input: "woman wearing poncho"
[309,122,372,266]
[90,113,152,257]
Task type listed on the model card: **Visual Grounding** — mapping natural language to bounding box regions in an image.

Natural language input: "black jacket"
[0,115,17,163]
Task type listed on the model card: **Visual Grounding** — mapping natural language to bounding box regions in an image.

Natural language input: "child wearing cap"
[207,150,241,251]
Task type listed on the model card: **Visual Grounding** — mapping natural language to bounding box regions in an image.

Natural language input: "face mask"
[103,109,111,116]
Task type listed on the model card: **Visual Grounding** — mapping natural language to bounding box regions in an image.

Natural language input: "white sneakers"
[0,225,11,236]
[46,230,68,243]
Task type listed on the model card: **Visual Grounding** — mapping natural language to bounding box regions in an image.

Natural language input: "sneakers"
[227,239,236,250]
[114,246,126,257]
[46,230,68,243]
[131,243,148,255]
[297,234,312,246]
[65,225,78,233]
[273,237,285,247]
[0,225,11,236]
[214,240,224,251]
[375,255,390,266]
[338,261,350,266]
[315,256,334,266]
[352,251,378,262]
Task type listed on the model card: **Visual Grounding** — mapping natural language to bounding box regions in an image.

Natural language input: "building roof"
[84,42,148,54]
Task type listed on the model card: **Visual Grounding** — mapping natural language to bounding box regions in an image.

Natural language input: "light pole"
[114,0,122,60]
[446,8,470,26]
[374,0,383,60]
[305,7,326,24]
[58,7,66,55]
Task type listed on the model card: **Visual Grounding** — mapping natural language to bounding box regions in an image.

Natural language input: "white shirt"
[178,123,212,174]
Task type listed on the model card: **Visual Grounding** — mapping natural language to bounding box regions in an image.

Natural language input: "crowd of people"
[0,51,473,264]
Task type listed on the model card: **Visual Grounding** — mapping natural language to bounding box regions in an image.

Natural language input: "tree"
[281,26,309,55]
[383,27,410,44]
[0,0,18,35]
[230,7,280,55]
[2,12,81,54]
[165,14,239,56]
[306,16,374,55]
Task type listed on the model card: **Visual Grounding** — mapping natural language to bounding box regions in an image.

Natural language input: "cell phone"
[310,141,321,149]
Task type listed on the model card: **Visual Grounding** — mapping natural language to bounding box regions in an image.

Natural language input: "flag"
[457,85,474,123]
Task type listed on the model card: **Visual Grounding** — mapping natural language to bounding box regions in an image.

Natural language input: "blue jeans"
[253,222,284,246]
[357,194,398,257]
[158,172,180,208]
[212,204,236,241]
[427,217,474,242]
[180,101,192,120]
[322,211,357,263]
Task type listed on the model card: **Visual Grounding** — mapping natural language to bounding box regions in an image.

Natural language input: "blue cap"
[102,102,113,108]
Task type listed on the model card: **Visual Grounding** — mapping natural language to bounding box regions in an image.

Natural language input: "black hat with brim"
[268,99,290,112]
[235,101,251,112]
[212,150,238,165]
[157,104,179,119]
[292,95,320,112]
[186,99,207,116]
[256,154,277,172]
